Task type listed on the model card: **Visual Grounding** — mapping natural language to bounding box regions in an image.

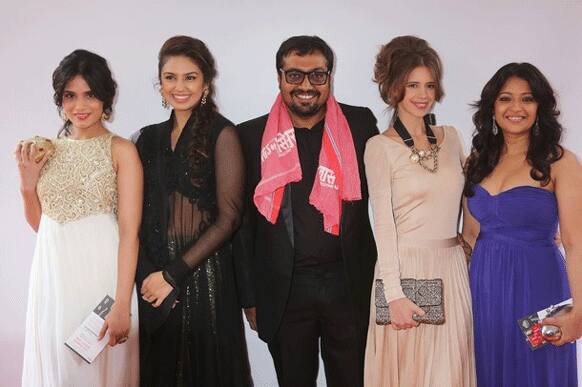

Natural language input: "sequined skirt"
[139,247,252,387]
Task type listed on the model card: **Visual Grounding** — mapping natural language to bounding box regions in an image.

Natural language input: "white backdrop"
[1,0,581,386]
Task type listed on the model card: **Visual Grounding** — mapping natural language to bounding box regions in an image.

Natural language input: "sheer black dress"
[134,111,252,387]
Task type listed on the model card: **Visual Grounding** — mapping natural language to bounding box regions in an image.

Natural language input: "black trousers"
[268,262,365,387]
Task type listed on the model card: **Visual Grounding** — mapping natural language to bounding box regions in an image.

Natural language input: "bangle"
[164,258,191,286]
[457,233,473,260]
[162,270,177,289]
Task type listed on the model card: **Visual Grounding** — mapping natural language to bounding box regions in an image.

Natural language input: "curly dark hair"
[374,35,444,109]
[158,35,218,169]
[52,49,117,137]
[463,62,563,197]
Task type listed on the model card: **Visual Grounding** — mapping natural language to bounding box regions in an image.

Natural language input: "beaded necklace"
[393,114,440,173]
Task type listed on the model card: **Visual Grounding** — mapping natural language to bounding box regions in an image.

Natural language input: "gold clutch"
[375,278,445,325]
[27,136,55,162]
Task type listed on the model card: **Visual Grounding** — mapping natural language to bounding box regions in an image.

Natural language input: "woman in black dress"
[134,35,252,386]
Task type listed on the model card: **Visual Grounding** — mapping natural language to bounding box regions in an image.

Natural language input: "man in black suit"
[234,35,378,387]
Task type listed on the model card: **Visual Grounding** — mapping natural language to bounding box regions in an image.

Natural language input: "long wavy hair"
[158,36,218,170]
[463,63,563,197]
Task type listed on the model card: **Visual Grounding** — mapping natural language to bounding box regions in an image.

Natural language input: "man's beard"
[287,90,325,117]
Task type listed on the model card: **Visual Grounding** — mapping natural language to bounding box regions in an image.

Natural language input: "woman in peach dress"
[363,36,476,386]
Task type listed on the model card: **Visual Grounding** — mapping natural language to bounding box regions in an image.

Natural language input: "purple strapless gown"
[468,185,577,387]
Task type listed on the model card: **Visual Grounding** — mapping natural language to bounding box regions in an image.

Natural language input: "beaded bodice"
[37,133,117,223]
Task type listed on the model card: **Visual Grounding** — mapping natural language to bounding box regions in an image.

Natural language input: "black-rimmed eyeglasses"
[279,69,330,86]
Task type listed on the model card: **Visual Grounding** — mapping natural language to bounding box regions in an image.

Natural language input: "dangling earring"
[492,115,499,136]
[201,89,209,105]
[60,110,68,123]
[159,87,169,109]
[101,112,110,121]
[532,117,540,136]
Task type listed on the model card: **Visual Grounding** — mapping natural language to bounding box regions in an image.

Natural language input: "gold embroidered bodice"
[37,133,117,223]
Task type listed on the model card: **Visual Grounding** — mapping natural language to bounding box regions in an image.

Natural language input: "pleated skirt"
[22,214,139,387]
[470,236,577,387]
[364,238,476,387]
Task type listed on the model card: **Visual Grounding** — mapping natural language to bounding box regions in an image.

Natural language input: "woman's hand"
[543,308,582,346]
[141,271,173,308]
[15,141,52,192]
[551,150,582,346]
[14,140,50,231]
[388,297,425,330]
[98,303,131,346]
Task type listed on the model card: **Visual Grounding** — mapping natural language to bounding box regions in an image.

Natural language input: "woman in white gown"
[15,49,142,386]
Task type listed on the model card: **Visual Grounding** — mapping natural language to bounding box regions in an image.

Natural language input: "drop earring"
[201,89,208,105]
[161,97,169,109]
[60,110,68,123]
[532,117,540,136]
[492,115,499,136]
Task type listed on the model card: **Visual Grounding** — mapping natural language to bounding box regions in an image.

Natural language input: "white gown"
[22,133,139,387]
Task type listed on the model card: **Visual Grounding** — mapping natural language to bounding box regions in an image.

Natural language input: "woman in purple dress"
[462,63,582,386]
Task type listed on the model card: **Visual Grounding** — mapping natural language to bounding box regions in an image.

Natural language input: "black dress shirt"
[291,120,342,267]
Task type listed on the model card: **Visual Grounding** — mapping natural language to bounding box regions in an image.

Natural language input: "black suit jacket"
[234,103,378,343]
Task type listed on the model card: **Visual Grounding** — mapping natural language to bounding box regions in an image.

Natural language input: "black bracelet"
[164,258,191,287]
[162,270,178,289]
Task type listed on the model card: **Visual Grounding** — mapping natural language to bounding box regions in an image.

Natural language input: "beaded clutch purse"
[375,278,445,325]
[28,136,55,162]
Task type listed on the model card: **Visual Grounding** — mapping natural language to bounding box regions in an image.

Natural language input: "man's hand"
[244,307,257,331]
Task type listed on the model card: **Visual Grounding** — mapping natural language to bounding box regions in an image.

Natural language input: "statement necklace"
[393,114,440,173]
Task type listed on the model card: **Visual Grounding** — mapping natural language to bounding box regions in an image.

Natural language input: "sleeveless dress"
[22,133,139,386]
[468,185,578,387]
[363,126,476,387]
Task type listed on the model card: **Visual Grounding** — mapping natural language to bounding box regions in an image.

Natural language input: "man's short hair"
[276,35,334,73]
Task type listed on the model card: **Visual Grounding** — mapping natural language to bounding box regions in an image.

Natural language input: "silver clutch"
[375,278,445,325]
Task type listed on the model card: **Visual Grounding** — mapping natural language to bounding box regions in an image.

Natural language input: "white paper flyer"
[64,295,114,363]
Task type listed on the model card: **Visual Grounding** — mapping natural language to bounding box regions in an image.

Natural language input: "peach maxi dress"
[363,126,476,387]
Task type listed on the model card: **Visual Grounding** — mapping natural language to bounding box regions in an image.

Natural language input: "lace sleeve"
[164,126,245,284]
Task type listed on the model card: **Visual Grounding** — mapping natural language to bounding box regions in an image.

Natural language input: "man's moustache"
[291,90,320,98]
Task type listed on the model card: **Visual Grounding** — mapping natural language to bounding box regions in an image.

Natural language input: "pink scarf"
[253,94,361,235]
